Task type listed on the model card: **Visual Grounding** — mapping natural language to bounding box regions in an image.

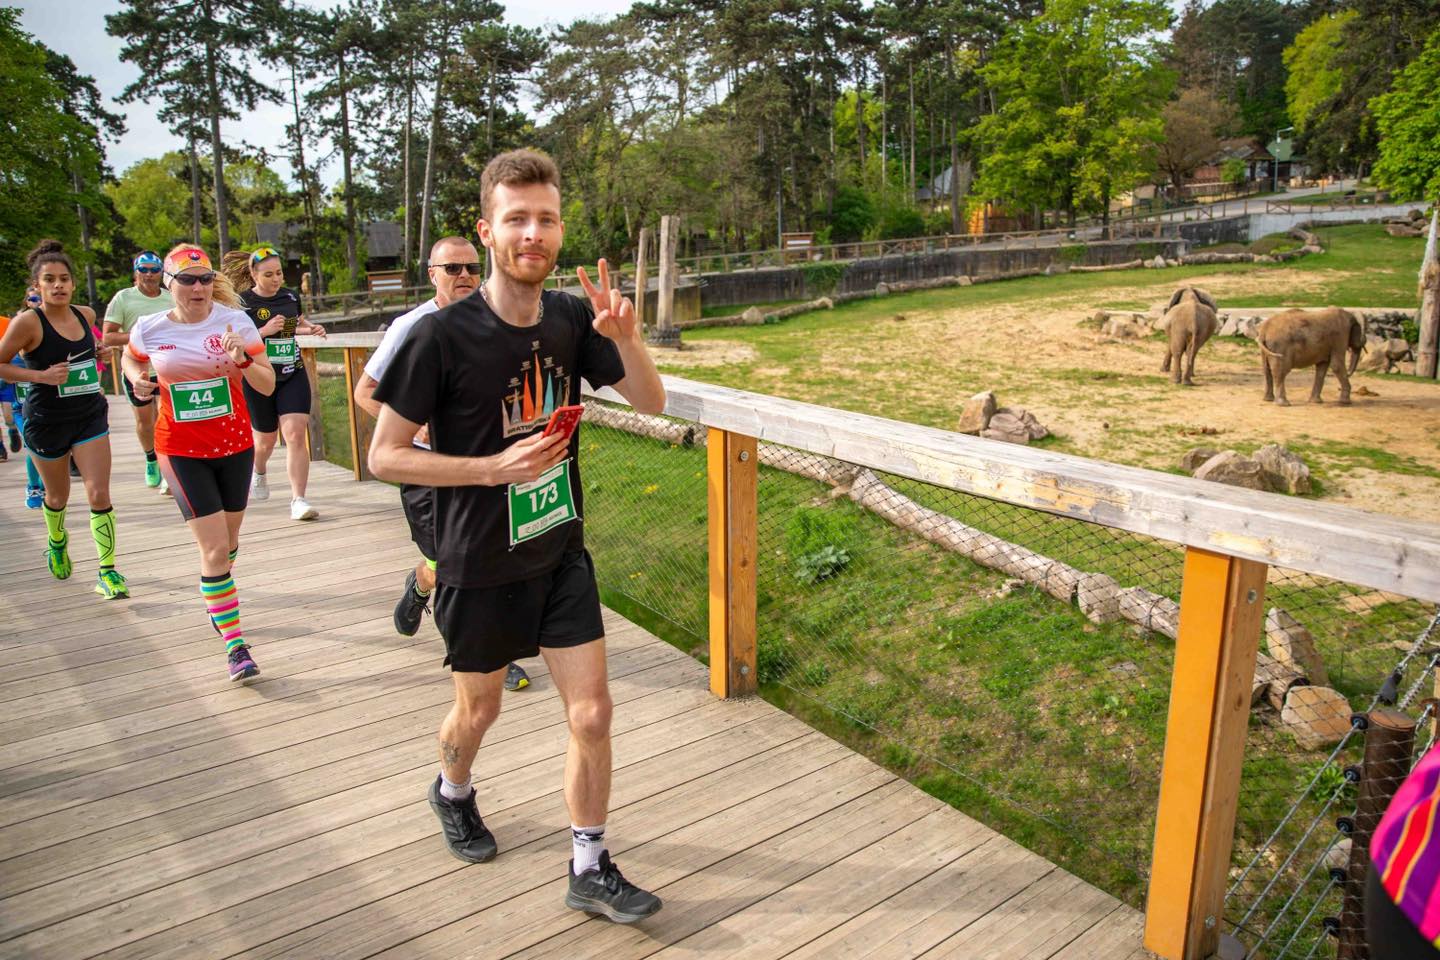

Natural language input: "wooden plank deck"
[0,396,1148,959]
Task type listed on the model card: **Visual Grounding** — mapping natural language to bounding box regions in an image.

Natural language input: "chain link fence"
[578,397,1440,957]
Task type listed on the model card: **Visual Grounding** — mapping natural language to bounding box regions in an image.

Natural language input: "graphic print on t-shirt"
[502,341,573,438]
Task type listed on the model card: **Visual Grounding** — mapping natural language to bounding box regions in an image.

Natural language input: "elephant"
[1159,286,1219,385]
[1256,308,1366,406]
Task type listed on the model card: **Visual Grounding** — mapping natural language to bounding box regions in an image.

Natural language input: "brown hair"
[221,250,254,294]
[27,239,74,283]
[480,149,560,219]
[165,243,242,308]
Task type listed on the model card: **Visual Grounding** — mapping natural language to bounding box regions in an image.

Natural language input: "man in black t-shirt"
[370,149,667,923]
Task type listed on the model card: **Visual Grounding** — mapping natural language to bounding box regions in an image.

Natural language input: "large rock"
[1253,443,1312,495]
[981,411,1030,444]
[1194,450,1268,491]
[997,406,1049,440]
[1239,317,1262,339]
[741,306,765,325]
[957,391,997,435]
[1385,222,1424,238]
[1357,335,1389,371]
[1149,255,1167,269]
[1281,685,1354,750]
[956,275,973,286]
[1217,315,1240,337]
[1180,446,1221,472]
[874,282,891,296]
[1266,607,1329,685]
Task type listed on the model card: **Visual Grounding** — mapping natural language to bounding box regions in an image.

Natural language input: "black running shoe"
[504,662,530,691]
[566,852,663,923]
[393,569,429,636]
[427,775,497,863]
[7,427,19,453]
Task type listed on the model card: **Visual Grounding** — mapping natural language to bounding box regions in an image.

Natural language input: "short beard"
[494,247,555,290]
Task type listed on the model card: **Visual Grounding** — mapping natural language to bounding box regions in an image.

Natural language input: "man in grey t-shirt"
[102,251,173,490]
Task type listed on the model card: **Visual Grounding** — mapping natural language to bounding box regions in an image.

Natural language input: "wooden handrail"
[292,352,1440,603]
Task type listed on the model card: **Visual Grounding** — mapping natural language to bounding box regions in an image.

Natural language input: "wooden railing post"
[300,348,326,462]
[1146,547,1269,960]
[707,427,757,698]
[341,346,376,481]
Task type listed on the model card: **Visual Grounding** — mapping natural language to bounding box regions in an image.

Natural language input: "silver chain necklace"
[480,283,543,322]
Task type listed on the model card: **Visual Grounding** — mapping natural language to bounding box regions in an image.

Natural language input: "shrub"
[878,205,925,240]
[830,185,877,242]
[1059,243,1088,263]
[800,261,846,295]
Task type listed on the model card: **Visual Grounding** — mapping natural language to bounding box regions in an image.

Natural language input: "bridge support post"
[300,348,326,462]
[1146,547,1268,960]
[707,428,757,698]
[341,346,376,482]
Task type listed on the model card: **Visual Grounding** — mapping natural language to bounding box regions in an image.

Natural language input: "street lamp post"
[1272,125,1295,194]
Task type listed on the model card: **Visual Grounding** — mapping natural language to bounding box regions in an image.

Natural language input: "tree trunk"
[949,135,962,234]
[188,130,203,244]
[202,2,230,256]
[402,56,414,283]
[908,61,916,200]
[290,59,322,297]
[880,69,887,203]
[1418,209,1439,379]
[338,53,359,286]
[417,49,447,273]
[70,169,97,306]
[486,53,496,155]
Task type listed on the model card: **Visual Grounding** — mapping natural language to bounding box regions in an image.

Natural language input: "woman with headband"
[221,247,326,522]
[122,244,274,682]
[0,240,129,598]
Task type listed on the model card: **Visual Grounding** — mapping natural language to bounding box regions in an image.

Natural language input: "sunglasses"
[26,295,41,305]
[136,266,162,274]
[168,271,216,287]
[432,262,482,276]
[251,246,281,263]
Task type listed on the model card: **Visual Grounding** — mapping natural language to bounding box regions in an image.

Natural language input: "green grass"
[700,298,808,318]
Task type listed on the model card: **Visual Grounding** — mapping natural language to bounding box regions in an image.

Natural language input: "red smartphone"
[542,404,584,441]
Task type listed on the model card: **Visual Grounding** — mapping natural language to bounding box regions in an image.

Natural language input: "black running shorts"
[123,372,158,408]
[23,405,109,461]
[400,482,436,561]
[433,550,605,674]
[160,448,256,521]
[1367,864,1440,959]
[243,372,311,433]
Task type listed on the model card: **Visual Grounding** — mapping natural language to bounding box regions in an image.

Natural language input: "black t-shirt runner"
[373,289,626,589]
[240,287,303,380]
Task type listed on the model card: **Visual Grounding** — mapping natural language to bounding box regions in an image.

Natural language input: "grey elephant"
[1256,308,1365,406]
[1159,286,1219,385]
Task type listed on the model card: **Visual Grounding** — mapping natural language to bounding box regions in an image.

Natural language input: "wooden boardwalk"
[0,397,1148,960]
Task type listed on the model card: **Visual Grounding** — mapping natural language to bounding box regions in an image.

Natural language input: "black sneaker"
[8,427,20,453]
[504,662,530,691]
[427,775,497,863]
[566,852,663,923]
[393,569,429,636]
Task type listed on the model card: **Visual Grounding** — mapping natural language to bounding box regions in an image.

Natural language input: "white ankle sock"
[572,824,605,875]
[439,771,471,802]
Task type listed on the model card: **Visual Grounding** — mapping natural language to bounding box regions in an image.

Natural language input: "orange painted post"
[707,427,758,698]
[1146,547,1269,960]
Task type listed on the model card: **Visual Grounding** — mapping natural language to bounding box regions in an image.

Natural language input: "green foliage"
[1283,11,1358,135]
[0,10,111,306]
[878,204,925,240]
[1371,30,1440,203]
[785,505,862,559]
[794,545,853,585]
[830,185,877,243]
[1221,157,1247,187]
[1059,243,1088,263]
[106,154,195,254]
[800,261,846,295]
[755,634,795,683]
[973,0,1174,221]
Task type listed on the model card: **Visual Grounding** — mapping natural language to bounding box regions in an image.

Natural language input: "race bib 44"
[507,459,577,546]
[168,377,233,422]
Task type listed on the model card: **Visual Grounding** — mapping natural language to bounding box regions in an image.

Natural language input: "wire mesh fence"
[578,397,1440,955]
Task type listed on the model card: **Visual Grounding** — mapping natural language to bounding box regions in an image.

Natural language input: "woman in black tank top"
[0,240,128,599]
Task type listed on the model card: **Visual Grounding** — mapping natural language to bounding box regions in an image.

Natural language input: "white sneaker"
[250,472,270,501]
[160,477,172,497]
[290,496,317,521]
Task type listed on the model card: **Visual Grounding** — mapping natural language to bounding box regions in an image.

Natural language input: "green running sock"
[90,507,116,571]
[228,546,238,564]
[425,557,437,572]
[43,502,66,546]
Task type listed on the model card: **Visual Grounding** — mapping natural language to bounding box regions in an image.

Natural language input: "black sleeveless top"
[22,305,107,423]
[240,287,303,380]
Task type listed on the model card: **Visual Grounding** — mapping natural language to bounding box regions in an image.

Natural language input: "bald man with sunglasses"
[102,252,173,490]
[353,236,532,692]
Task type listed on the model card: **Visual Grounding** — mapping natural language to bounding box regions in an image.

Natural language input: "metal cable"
[1269,837,1344,960]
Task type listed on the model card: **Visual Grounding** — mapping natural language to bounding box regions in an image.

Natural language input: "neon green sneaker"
[46,533,72,580]
[145,459,161,488]
[95,568,130,599]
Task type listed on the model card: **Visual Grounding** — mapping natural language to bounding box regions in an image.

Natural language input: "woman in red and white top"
[121,245,276,682]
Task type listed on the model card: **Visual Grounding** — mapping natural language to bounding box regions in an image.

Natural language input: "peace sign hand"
[577,258,637,342]
[221,324,249,365]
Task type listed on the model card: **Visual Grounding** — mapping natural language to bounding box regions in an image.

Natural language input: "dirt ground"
[654,269,1440,523]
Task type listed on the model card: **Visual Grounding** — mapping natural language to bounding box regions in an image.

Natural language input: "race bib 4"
[59,358,102,397]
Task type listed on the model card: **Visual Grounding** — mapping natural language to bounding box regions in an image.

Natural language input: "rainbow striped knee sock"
[200,573,245,652]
